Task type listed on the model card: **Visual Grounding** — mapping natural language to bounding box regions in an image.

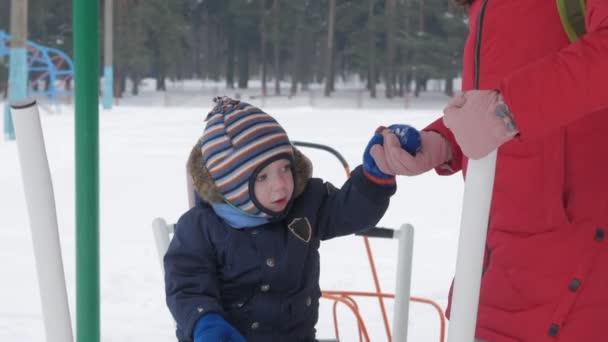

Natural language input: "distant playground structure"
[0,30,73,103]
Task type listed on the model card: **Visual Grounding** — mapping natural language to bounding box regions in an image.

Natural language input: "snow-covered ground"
[0,84,463,341]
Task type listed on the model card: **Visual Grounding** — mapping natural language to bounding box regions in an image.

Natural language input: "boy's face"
[253,158,294,213]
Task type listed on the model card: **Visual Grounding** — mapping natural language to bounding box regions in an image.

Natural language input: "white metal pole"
[11,99,74,342]
[152,217,172,273]
[392,223,415,342]
[447,152,497,342]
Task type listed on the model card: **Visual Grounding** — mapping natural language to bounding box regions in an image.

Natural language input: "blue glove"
[363,125,421,182]
[387,124,422,156]
[193,314,247,342]
[363,133,392,180]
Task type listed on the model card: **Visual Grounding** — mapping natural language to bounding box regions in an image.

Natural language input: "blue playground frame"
[0,30,74,102]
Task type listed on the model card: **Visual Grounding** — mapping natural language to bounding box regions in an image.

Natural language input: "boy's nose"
[274,174,290,191]
[274,178,287,190]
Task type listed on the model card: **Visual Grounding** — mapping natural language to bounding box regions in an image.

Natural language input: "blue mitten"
[363,125,421,184]
[193,314,247,342]
[363,133,393,182]
[387,124,422,156]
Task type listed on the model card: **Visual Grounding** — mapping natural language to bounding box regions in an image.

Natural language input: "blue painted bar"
[5,47,28,140]
[102,66,112,109]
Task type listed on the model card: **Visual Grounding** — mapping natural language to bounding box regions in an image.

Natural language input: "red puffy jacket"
[426,0,608,341]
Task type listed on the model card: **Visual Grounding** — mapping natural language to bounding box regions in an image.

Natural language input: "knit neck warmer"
[211,202,269,229]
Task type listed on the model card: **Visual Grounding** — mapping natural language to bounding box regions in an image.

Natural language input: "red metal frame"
[322,291,446,342]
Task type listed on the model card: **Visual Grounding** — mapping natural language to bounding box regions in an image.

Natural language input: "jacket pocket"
[491,129,568,233]
[280,287,320,333]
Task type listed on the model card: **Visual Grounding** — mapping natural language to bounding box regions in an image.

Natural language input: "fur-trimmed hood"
[187,142,312,205]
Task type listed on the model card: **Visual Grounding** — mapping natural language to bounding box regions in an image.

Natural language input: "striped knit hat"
[200,96,294,217]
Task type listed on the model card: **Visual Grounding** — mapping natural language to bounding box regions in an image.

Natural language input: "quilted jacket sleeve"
[499,0,608,140]
[164,209,224,341]
[314,166,395,240]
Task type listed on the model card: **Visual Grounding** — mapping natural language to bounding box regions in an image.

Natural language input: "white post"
[447,152,497,342]
[152,217,172,273]
[11,99,74,342]
[392,223,415,342]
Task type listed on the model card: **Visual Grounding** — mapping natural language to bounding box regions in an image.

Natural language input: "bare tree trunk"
[445,75,454,96]
[300,28,312,91]
[402,0,412,96]
[226,22,235,89]
[156,67,166,91]
[385,0,396,98]
[201,11,209,79]
[410,0,425,97]
[260,0,267,96]
[324,0,336,97]
[192,12,202,78]
[273,0,281,95]
[113,66,122,98]
[419,0,425,33]
[209,21,220,81]
[368,0,376,98]
[114,0,126,98]
[414,77,423,97]
[290,5,302,96]
[0,64,7,97]
[315,37,325,83]
[131,75,140,95]
[237,43,249,89]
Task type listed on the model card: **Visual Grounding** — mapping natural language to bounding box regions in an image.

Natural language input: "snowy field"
[0,82,463,341]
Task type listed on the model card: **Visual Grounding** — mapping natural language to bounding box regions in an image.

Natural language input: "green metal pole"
[74,1,99,342]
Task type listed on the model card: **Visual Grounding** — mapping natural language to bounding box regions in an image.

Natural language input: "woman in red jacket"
[371,0,608,341]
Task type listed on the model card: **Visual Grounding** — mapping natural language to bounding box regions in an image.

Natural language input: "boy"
[164,97,399,342]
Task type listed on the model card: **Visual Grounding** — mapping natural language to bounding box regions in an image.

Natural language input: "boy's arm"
[164,211,224,339]
[315,166,396,240]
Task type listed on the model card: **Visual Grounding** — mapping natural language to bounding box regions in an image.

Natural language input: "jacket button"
[266,257,276,267]
[595,227,605,241]
[568,278,581,292]
[306,296,312,307]
[251,321,260,329]
[233,302,244,308]
[548,323,559,337]
[251,229,259,235]
[260,284,270,292]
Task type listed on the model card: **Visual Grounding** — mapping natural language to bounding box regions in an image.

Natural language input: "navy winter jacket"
[164,166,394,341]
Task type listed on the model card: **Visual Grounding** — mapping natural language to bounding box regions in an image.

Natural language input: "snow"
[0,83,463,341]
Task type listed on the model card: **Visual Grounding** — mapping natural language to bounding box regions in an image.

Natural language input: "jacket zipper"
[474,0,490,89]
[474,0,492,275]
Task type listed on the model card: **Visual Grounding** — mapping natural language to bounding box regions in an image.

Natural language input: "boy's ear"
[292,147,312,199]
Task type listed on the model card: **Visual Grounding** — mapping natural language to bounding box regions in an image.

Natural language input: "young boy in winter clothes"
[164,97,398,342]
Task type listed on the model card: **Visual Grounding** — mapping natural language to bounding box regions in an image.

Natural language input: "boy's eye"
[256,174,267,182]
[282,165,292,173]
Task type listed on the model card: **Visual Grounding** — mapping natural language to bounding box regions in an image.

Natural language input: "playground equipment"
[10,97,445,341]
[0,30,74,103]
[152,141,446,342]
[11,99,74,342]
